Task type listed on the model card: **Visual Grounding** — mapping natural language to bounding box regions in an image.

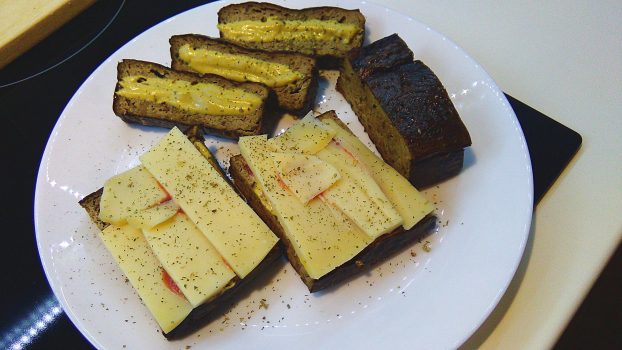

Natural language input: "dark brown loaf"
[113,59,270,138]
[78,127,281,339]
[337,34,472,188]
[170,34,318,114]
[217,2,365,67]
[229,111,436,292]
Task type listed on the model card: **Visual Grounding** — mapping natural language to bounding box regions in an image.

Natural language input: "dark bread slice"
[229,111,436,292]
[217,2,365,67]
[78,127,280,339]
[337,34,472,188]
[170,34,318,114]
[113,59,271,139]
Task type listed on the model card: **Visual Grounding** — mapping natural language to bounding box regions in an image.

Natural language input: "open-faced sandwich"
[229,111,437,291]
[79,127,279,338]
[337,34,472,188]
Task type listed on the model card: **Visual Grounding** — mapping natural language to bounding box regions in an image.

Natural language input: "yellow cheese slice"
[126,200,179,229]
[99,165,169,225]
[239,135,371,279]
[321,118,434,229]
[140,127,278,278]
[99,224,192,334]
[143,213,236,307]
[218,17,360,44]
[115,75,262,116]
[271,152,340,204]
[177,44,304,88]
[317,142,403,239]
[267,112,336,154]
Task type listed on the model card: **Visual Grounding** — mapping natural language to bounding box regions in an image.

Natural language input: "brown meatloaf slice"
[113,59,270,138]
[229,111,436,292]
[217,2,365,67]
[170,34,317,114]
[337,34,472,188]
[78,127,281,339]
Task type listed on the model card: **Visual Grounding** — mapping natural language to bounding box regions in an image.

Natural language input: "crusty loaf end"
[337,34,472,188]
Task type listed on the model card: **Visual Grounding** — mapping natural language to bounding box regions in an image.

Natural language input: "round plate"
[34,1,533,349]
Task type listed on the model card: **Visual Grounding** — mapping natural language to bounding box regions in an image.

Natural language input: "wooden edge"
[0,0,95,69]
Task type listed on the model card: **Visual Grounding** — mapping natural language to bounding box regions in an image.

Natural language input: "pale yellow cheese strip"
[321,118,434,229]
[126,200,179,229]
[267,112,336,154]
[239,135,371,279]
[317,142,403,239]
[271,152,340,204]
[99,165,169,225]
[99,224,192,334]
[140,128,278,278]
[143,213,236,307]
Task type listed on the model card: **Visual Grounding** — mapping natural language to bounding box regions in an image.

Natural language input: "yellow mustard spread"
[178,44,304,88]
[217,17,360,44]
[115,75,262,116]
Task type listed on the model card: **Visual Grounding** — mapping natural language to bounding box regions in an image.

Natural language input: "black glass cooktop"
[0,1,582,349]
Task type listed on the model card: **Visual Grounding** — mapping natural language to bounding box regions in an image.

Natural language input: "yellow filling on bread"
[218,17,360,44]
[178,44,304,87]
[115,75,262,116]
[97,128,279,332]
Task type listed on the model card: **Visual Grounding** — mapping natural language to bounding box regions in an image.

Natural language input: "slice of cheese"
[115,75,262,116]
[140,127,278,278]
[99,165,169,225]
[321,118,434,229]
[271,152,340,204]
[317,142,403,239]
[267,112,336,154]
[99,224,192,334]
[177,44,304,88]
[143,213,236,307]
[239,135,371,279]
[126,200,179,229]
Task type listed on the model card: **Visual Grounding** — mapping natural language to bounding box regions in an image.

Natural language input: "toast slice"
[217,2,365,67]
[337,34,472,188]
[79,127,280,339]
[229,112,436,292]
[113,59,271,138]
[170,34,318,114]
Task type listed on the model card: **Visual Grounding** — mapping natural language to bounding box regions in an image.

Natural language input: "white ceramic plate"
[34,1,533,349]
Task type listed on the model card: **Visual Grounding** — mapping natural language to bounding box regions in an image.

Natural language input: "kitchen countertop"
[372,0,621,348]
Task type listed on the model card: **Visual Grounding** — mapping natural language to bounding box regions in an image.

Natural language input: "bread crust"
[217,2,365,67]
[170,34,318,114]
[113,59,271,138]
[229,110,436,292]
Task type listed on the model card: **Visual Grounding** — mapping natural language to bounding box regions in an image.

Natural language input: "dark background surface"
[0,1,618,349]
